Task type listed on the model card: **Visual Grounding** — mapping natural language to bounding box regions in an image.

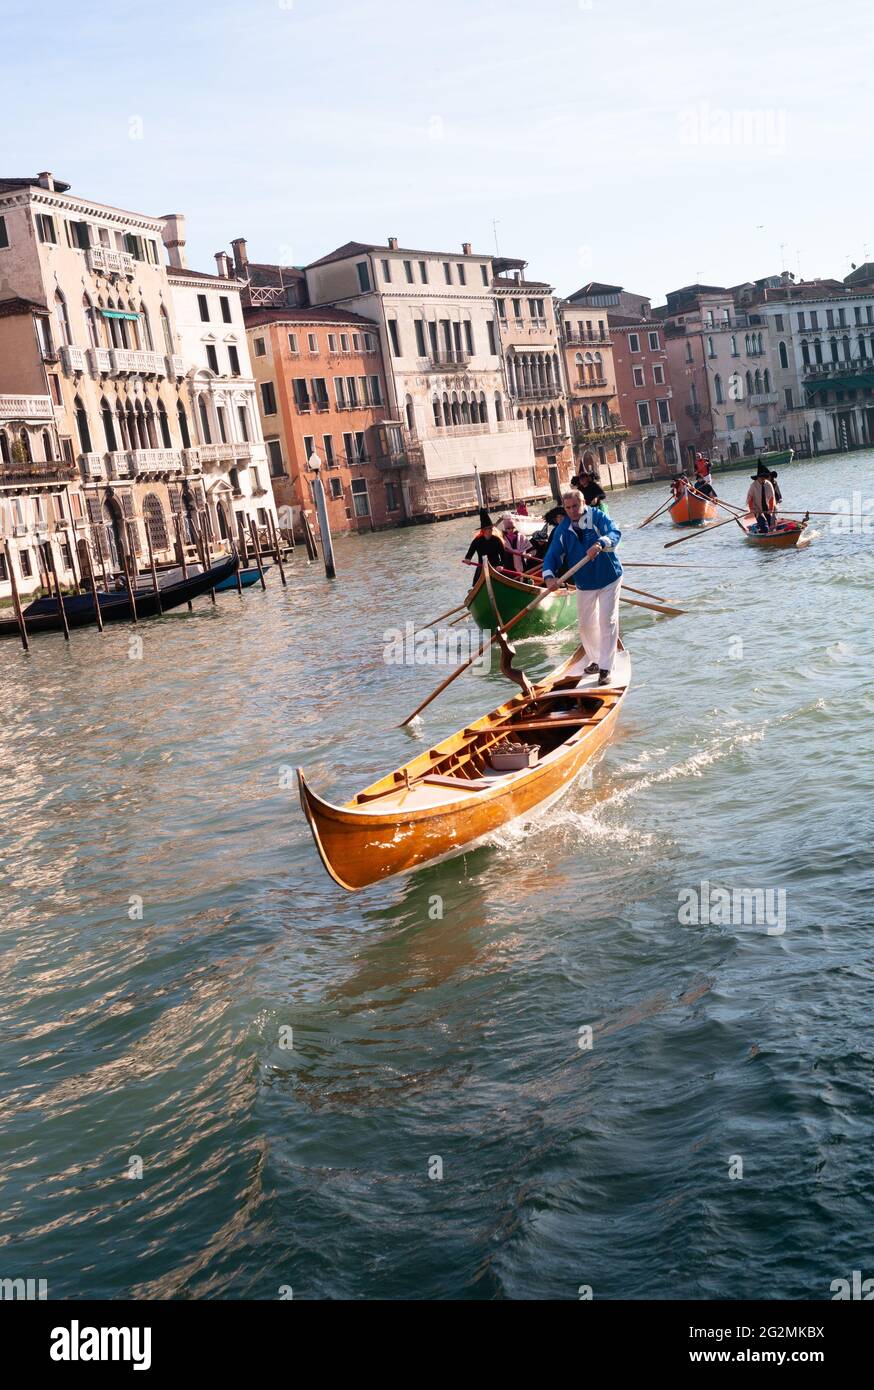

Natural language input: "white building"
[304,239,538,516]
[162,223,277,549]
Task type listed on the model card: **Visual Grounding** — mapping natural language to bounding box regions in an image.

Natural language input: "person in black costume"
[464,509,508,576]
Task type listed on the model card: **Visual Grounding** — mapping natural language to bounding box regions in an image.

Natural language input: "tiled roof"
[566,281,623,300]
[492,276,551,290]
[306,239,486,268]
[607,312,650,327]
[167,265,242,284]
[242,305,377,328]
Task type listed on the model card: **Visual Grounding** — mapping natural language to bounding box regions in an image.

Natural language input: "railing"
[166,355,186,379]
[0,460,75,482]
[641,424,659,438]
[79,452,106,480]
[570,376,609,392]
[125,448,184,474]
[802,359,871,377]
[563,331,612,346]
[88,348,112,374]
[749,392,778,406]
[60,345,87,374]
[248,285,289,307]
[198,443,247,465]
[109,349,166,376]
[513,385,561,402]
[0,394,55,421]
[532,432,568,449]
[86,246,135,277]
[429,348,471,368]
[574,425,630,446]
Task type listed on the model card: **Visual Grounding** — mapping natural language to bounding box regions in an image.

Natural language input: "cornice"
[0,187,164,232]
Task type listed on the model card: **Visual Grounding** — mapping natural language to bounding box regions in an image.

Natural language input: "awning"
[101,310,139,321]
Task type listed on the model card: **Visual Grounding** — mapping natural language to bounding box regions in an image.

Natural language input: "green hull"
[466,566,577,637]
[713,448,794,474]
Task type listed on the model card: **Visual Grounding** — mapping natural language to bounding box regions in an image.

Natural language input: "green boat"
[465,562,576,638]
[712,447,794,475]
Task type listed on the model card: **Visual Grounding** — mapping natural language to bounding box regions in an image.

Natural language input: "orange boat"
[737,512,811,549]
[669,492,718,526]
[298,644,631,891]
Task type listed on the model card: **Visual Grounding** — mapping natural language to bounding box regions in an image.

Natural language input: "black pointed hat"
[751,459,772,478]
[479,508,494,528]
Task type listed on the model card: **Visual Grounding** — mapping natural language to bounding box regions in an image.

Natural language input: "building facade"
[559,292,625,486]
[609,313,678,479]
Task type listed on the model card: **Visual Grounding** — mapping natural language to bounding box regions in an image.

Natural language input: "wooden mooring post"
[4,539,29,651]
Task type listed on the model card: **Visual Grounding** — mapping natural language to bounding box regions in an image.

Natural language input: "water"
[2,453,873,1300]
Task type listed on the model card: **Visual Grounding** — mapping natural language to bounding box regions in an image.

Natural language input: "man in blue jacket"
[542,488,622,683]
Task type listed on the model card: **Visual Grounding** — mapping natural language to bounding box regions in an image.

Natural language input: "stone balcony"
[79,452,106,481]
[198,442,252,469]
[564,331,613,347]
[60,345,88,374]
[124,448,185,476]
[570,376,610,393]
[86,246,135,277]
[749,392,778,406]
[512,384,563,403]
[86,347,167,377]
[0,393,55,422]
[166,355,186,379]
[532,432,568,450]
[428,347,471,369]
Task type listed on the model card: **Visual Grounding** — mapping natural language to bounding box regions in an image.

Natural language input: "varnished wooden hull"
[669,494,718,526]
[298,645,631,891]
[738,513,810,549]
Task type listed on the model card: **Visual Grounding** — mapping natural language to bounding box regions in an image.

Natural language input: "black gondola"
[0,553,239,639]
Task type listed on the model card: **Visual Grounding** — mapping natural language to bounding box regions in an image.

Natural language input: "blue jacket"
[541,508,622,590]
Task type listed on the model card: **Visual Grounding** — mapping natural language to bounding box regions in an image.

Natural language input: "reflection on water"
[2,452,874,1298]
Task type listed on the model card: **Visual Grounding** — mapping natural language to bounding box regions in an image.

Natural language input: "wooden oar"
[621,581,667,603]
[663,515,740,549]
[620,595,685,616]
[624,562,697,569]
[398,552,595,726]
[638,495,674,528]
[419,599,468,630]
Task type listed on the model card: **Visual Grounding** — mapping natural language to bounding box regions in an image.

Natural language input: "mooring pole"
[267,509,287,586]
[248,515,267,590]
[44,540,70,642]
[307,452,336,579]
[4,539,29,651]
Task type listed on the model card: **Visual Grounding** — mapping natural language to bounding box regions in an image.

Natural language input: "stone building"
[558,286,627,487]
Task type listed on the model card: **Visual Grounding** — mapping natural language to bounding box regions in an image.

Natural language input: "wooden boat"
[298,642,631,891]
[669,492,719,526]
[214,563,271,591]
[712,447,794,475]
[1,554,238,638]
[736,512,811,549]
[465,562,576,637]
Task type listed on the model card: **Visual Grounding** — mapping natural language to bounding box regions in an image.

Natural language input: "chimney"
[161,213,188,269]
[231,237,249,272]
[215,251,233,278]
[513,270,521,285]
[387,237,399,251]
[37,171,55,191]
[462,242,472,255]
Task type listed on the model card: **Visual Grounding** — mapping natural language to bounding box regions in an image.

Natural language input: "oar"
[418,599,468,630]
[398,552,595,726]
[638,496,674,528]
[620,594,685,617]
[621,581,668,603]
[624,562,697,569]
[663,515,740,549]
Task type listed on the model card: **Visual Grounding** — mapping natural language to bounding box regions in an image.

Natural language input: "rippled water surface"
[2,453,873,1300]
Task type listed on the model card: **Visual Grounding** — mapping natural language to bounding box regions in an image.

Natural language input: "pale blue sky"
[4,0,870,302]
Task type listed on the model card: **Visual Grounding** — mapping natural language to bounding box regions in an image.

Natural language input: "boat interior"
[348,648,630,813]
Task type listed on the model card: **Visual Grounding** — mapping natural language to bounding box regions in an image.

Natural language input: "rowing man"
[542,488,622,684]
[747,461,777,533]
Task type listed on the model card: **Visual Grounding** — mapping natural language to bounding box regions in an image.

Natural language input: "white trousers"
[575,578,621,671]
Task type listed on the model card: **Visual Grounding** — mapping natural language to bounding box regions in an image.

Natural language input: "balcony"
[564,331,612,347]
[429,348,471,368]
[109,349,166,376]
[166,355,186,379]
[60,345,87,374]
[0,394,55,422]
[0,458,75,483]
[125,449,184,475]
[570,376,609,393]
[87,348,111,374]
[513,385,561,403]
[182,448,203,472]
[86,246,135,277]
[532,432,568,450]
[641,424,659,438]
[749,392,778,406]
[198,443,251,468]
[79,452,106,481]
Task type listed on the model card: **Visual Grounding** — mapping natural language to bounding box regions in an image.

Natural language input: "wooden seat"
[422,774,493,791]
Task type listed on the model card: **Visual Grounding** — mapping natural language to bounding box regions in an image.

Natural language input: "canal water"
[1,452,873,1300]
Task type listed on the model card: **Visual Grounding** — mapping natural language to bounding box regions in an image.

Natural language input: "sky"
[4,0,872,304]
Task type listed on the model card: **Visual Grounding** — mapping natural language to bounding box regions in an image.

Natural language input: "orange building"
[244,307,401,534]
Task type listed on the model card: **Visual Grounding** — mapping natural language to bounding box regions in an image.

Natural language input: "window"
[414,320,427,356]
[68,220,90,250]
[784,387,793,409]
[826,309,835,328]
[637,401,651,426]
[714,373,723,403]
[487,321,497,354]
[0,216,8,249]
[458,264,466,285]
[310,377,328,410]
[329,476,343,499]
[632,366,645,387]
[388,320,401,356]
[513,299,523,322]
[326,333,337,352]
[206,344,219,373]
[685,342,693,363]
[219,296,231,323]
[418,260,428,283]
[334,378,347,408]
[340,333,350,352]
[657,399,671,423]
[386,480,400,511]
[648,331,659,350]
[707,335,715,357]
[797,312,806,331]
[497,299,506,320]
[346,377,359,407]
[36,213,57,243]
[303,435,315,462]
[350,478,371,517]
[292,379,311,411]
[381,258,391,282]
[217,406,228,443]
[283,332,297,355]
[54,291,72,346]
[197,294,210,322]
[356,261,372,292]
[228,344,240,376]
[481,265,489,286]
[855,306,862,325]
[49,374,62,405]
[463,321,474,355]
[355,430,368,462]
[778,341,788,369]
[629,333,640,352]
[198,396,212,444]
[238,405,250,442]
[20,551,32,578]
[307,332,318,353]
[261,381,277,414]
[369,375,382,405]
[323,434,335,467]
[653,364,664,384]
[403,259,414,283]
[254,337,266,357]
[343,432,354,463]
[353,334,361,350]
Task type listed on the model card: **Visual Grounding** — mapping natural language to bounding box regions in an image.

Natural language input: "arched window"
[41,429,52,461]
[144,401,158,448]
[842,335,851,360]
[813,420,823,442]
[197,396,212,444]
[405,393,414,431]
[161,306,174,356]
[730,335,737,356]
[763,368,771,392]
[74,396,91,452]
[801,340,810,366]
[714,374,723,403]
[757,333,764,354]
[814,338,823,364]
[158,401,171,447]
[140,303,154,351]
[744,334,751,354]
[101,397,117,451]
[859,336,867,361]
[830,337,839,363]
[575,351,583,385]
[83,294,100,348]
[754,369,762,394]
[745,370,753,397]
[0,431,9,464]
[779,341,789,369]
[55,291,72,347]
[134,400,148,449]
[432,395,441,427]
[143,494,169,551]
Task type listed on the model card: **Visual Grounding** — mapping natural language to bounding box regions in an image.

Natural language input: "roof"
[667,283,728,297]
[565,282,623,303]
[242,305,377,329]
[845,262,874,286]
[0,296,49,318]
[607,312,652,327]
[306,239,487,269]
[167,265,243,286]
[492,276,551,291]
[0,175,72,195]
